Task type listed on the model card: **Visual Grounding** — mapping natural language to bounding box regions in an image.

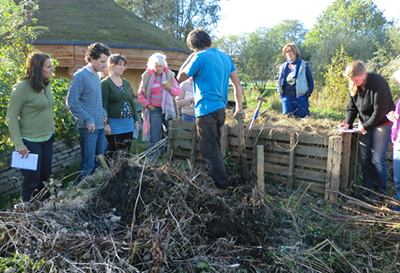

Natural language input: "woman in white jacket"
[176,78,195,123]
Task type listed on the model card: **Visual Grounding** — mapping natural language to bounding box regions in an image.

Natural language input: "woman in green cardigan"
[102,54,140,159]
[6,52,55,201]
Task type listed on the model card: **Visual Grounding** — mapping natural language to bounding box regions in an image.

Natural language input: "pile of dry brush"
[1,116,400,272]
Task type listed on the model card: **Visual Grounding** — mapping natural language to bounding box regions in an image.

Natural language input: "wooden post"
[257,145,265,194]
[347,133,359,189]
[236,112,248,180]
[340,133,352,193]
[325,136,342,204]
[288,133,296,190]
[190,123,197,171]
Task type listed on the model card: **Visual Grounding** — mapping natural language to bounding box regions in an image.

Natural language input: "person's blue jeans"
[182,114,195,123]
[392,148,400,202]
[281,95,309,118]
[149,107,169,164]
[359,124,391,194]
[21,134,55,201]
[78,127,106,181]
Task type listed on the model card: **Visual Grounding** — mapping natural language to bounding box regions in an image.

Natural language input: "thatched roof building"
[32,0,190,92]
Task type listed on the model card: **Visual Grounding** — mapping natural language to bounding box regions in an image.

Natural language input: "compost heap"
[1,158,284,272]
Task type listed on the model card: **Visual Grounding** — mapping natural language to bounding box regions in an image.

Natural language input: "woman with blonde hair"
[138,52,180,165]
[339,61,395,200]
[277,43,314,118]
[6,52,55,201]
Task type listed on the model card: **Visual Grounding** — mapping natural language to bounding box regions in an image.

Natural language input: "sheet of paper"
[337,128,357,133]
[11,151,38,171]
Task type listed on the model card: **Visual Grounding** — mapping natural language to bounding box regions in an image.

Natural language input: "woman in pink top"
[138,53,180,165]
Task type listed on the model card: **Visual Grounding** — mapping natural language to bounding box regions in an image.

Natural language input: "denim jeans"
[149,107,169,164]
[359,123,391,193]
[281,96,310,118]
[182,114,195,123]
[393,148,400,202]
[21,134,55,201]
[196,108,228,189]
[78,127,106,181]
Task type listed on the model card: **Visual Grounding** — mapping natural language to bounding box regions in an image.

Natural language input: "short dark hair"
[186,27,212,51]
[22,52,51,93]
[85,43,110,62]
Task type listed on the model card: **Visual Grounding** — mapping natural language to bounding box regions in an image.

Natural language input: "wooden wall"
[167,120,360,202]
[35,44,189,94]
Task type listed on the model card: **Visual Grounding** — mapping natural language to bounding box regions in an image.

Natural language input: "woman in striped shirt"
[138,53,180,166]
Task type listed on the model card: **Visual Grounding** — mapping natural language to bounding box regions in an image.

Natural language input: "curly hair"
[22,52,51,93]
[186,27,212,51]
[85,43,110,62]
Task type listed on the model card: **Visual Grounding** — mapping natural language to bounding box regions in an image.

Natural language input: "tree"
[115,0,221,40]
[266,20,309,69]
[213,34,246,78]
[305,0,389,85]
[323,45,353,109]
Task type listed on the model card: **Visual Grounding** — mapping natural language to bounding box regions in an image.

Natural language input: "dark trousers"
[196,108,228,189]
[106,132,133,159]
[21,134,54,201]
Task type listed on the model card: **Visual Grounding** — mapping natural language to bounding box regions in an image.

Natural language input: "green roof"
[33,0,190,52]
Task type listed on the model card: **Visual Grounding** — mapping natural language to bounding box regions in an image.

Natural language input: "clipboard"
[11,151,38,171]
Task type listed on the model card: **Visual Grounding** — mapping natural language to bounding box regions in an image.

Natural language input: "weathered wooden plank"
[169,139,193,151]
[293,169,326,183]
[264,163,289,176]
[264,175,325,195]
[257,145,265,194]
[169,120,196,130]
[172,149,203,160]
[348,133,359,189]
[325,136,342,204]
[288,133,296,190]
[264,163,326,183]
[264,142,328,158]
[169,130,193,140]
[264,153,327,171]
[230,127,330,146]
[340,133,351,193]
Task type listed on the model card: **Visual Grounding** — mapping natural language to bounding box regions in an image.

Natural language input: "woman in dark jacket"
[277,43,314,118]
[339,61,395,199]
[102,54,139,159]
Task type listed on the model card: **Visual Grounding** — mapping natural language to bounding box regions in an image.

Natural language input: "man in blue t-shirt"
[177,27,244,191]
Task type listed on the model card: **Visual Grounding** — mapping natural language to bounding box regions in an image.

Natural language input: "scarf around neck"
[142,68,176,141]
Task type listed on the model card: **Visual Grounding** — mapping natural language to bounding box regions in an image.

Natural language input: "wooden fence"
[167,120,360,204]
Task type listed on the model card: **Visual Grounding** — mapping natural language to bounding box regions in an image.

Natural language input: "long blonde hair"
[344,61,366,96]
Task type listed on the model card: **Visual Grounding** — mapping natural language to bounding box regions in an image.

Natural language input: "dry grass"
[1,152,400,272]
